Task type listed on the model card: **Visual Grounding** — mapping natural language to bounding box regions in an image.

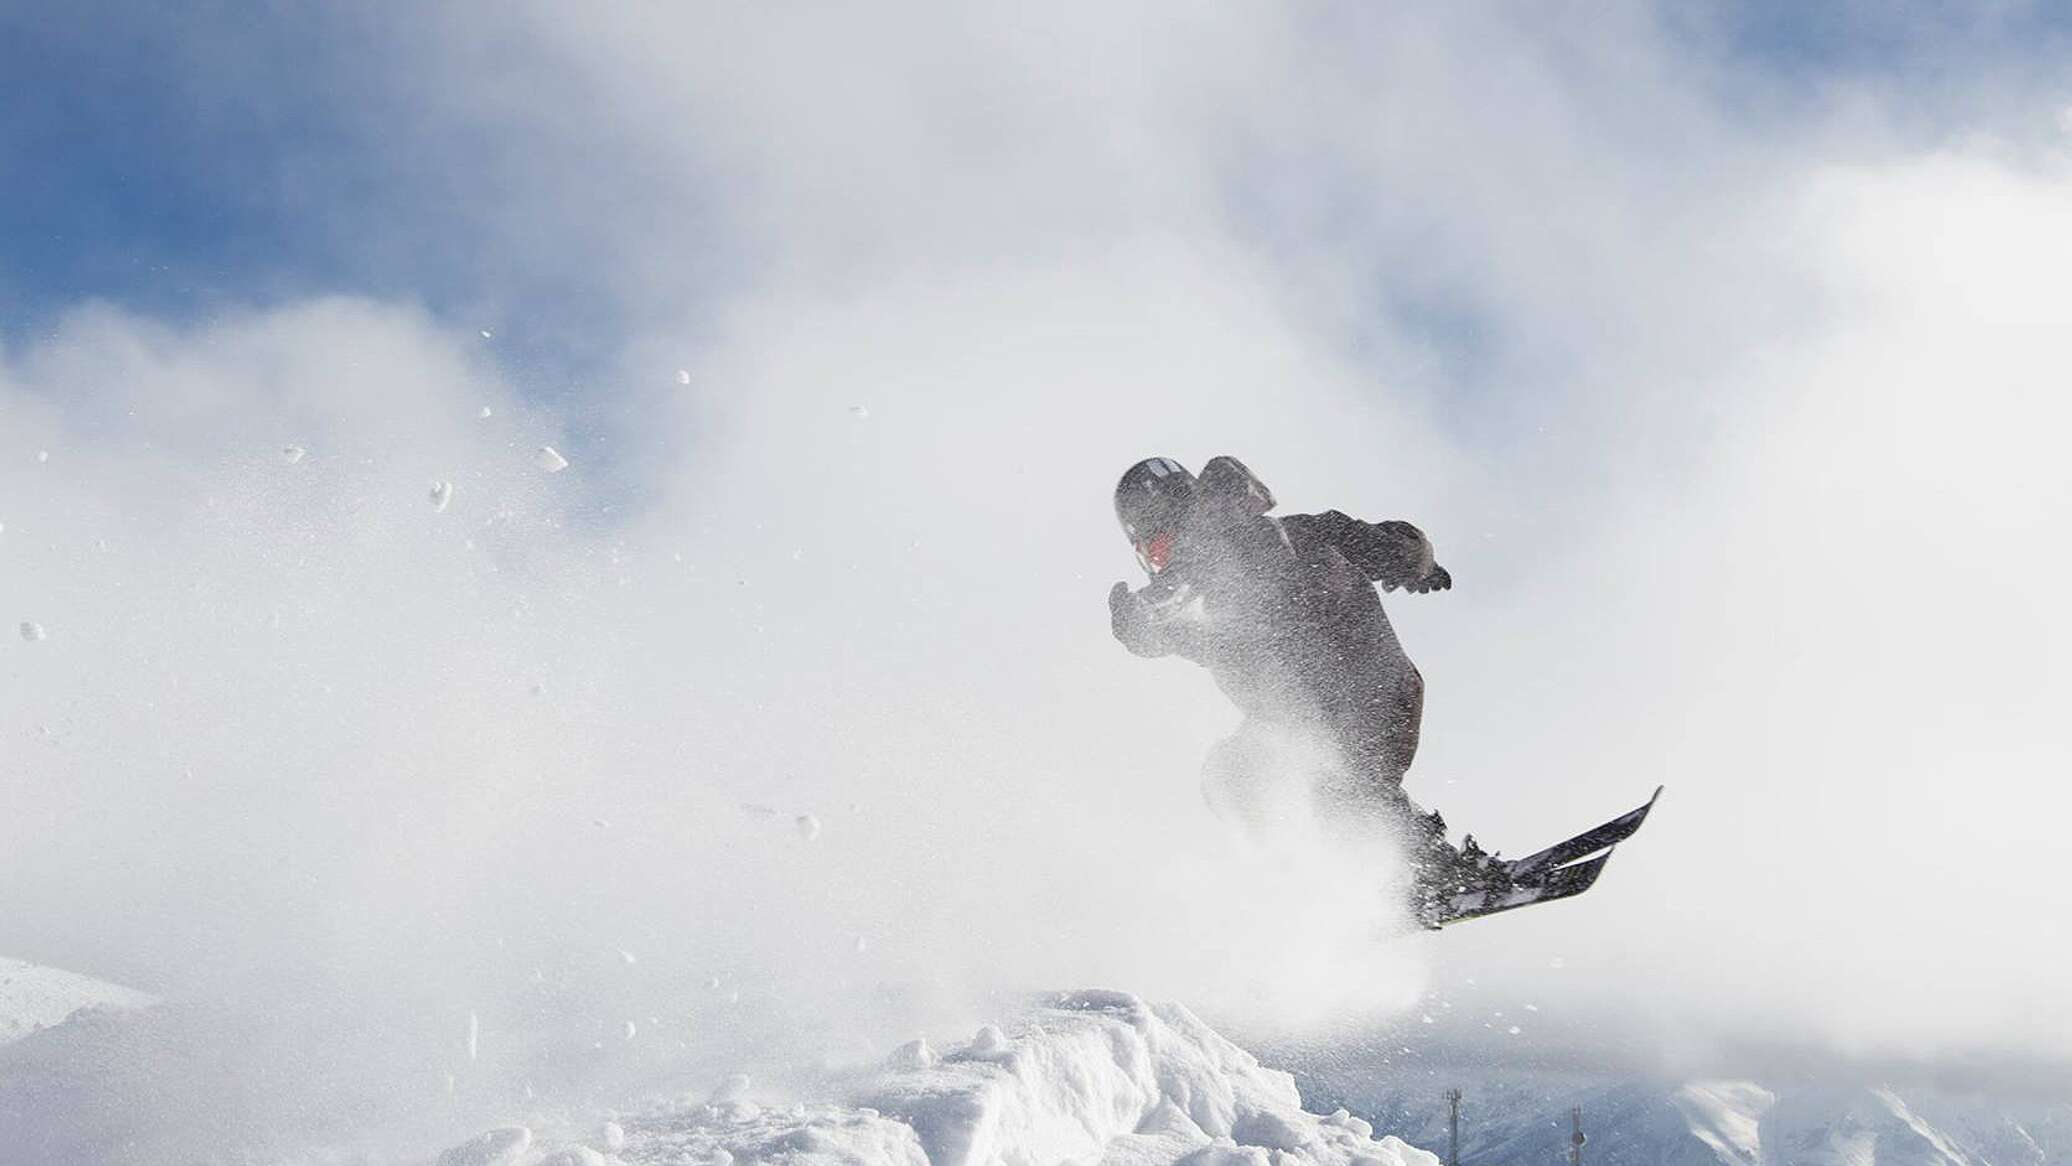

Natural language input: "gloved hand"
[1404,564,1452,594]
[1109,580,1138,628]
[1109,581,1157,653]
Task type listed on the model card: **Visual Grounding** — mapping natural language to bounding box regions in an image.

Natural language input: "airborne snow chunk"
[795,814,821,841]
[19,621,45,642]
[536,446,570,472]
[429,480,454,512]
[849,404,870,419]
[478,405,494,419]
[281,445,307,464]
[676,369,692,385]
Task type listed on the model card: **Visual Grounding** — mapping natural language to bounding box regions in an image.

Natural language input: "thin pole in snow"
[1445,1088,1461,1166]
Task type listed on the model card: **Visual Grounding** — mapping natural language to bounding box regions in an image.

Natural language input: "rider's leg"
[1201,718,1300,840]
[1314,666,1426,826]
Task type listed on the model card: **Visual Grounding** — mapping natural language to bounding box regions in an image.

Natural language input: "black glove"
[1404,564,1452,594]
[1109,581,1159,654]
[1109,581,1139,633]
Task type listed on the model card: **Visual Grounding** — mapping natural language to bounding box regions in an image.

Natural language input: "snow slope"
[1329,1067,2072,1166]
[0,956,155,1049]
[438,990,1440,1166]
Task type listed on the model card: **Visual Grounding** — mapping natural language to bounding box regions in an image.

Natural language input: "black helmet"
[1114,457,1195,572]
[1114,457,1196,539]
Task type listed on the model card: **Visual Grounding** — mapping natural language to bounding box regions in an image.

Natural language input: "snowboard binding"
[1404,787,1663,928]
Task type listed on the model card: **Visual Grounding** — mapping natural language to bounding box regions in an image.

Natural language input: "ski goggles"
[1135,530,1176,573]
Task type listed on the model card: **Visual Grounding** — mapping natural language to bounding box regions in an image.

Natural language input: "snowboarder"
[1107,455,1660,928]
[1107,457,1459,896]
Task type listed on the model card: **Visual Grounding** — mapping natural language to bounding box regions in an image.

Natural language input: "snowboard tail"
[1508,785,1662,878]
[1420,786,1662,929]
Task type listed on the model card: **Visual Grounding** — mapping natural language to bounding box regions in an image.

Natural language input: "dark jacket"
[1112,510,1444,780]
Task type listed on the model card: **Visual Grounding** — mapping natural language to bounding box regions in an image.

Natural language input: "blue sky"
[7,1,2067,386]
[0,2,704,390]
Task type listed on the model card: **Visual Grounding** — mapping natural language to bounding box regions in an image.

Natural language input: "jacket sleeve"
[1304,510,1439,592]
[1109,580,1212,658]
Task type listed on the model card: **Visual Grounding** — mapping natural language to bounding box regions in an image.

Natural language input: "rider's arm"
[1109,582,1173,657]
[1304,510,1451,593]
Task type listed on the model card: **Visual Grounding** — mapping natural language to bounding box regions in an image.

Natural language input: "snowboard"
[1423,786,1663,928]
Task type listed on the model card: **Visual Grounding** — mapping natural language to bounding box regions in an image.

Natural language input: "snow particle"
[35,450,49,464]
[282,445,307,464]
[478,406,494,419]
[675,369,692,385]
[1420,1014,1434,1024]
[429,480,455,512]
[467,1011,480,1061]
[1508,1025,1523,1035]
[535,446,570,473]
[618,949,637,966]
[795,814,821,841]
[706,975,723,990]
[19,621,45,642]
[622,1019,638,1041]
[479,328,494,339]
[853,935,869,954]
[597,1121,627,1152]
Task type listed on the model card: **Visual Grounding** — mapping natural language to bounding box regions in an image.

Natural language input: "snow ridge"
[470,990,1438,1166]
[0,957,156,1050]
[1341,1069,2072,1166]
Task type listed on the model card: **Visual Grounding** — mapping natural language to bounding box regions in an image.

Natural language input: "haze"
[3,1,2068,1152]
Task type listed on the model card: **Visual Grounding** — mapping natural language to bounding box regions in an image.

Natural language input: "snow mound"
[481,990,1434,1166]
[0,956,157,1049]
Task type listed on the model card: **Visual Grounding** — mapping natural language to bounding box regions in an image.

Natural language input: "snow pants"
[1200,654,1426,838]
